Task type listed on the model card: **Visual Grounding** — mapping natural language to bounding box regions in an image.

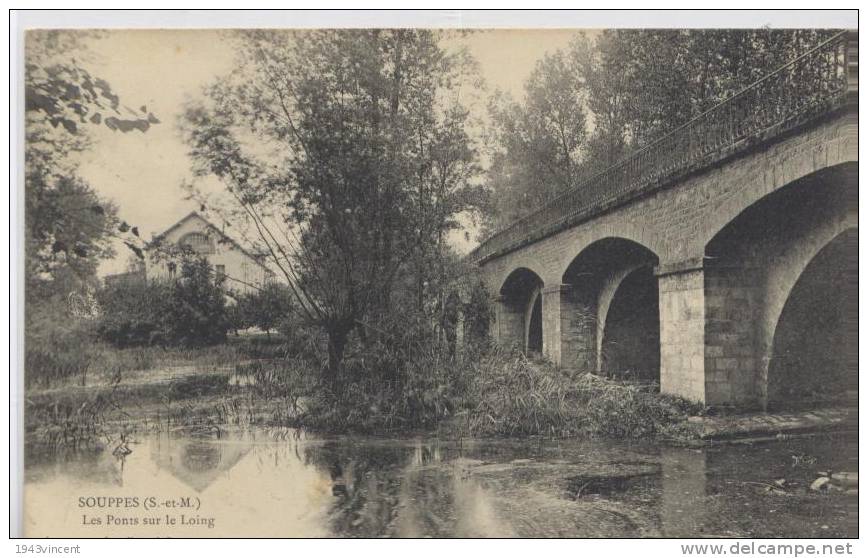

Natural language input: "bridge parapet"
[472,30,857,265]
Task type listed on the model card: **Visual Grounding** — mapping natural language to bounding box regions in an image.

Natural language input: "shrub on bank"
[24,380,123,451]
[452,347,701,440]
[25,295,101,388]
[245,331,699,440]
[234,283,295,337]
[96,259,229,348]
[95,279,170,347]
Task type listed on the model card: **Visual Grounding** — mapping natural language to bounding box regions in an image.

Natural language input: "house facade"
[145,212,274,295]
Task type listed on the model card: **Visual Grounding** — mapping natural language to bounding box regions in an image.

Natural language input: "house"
[145,211,274,294]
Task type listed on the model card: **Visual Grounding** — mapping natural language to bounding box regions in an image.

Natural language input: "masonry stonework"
[480,109,857,406]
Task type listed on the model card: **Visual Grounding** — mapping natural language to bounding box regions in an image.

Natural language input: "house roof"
[148,211,273,273]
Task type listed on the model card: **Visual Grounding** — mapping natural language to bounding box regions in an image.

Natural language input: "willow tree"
[181,30,482,384]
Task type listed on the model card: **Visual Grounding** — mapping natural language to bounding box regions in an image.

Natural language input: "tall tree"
[485,29,837,228]
[576,29,839,160]
[25,30,157,301]
[181,30,483,383]
[24,30,158,386]
[487,51,588,228]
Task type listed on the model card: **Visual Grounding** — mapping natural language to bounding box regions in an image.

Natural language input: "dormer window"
[179,231,216,255]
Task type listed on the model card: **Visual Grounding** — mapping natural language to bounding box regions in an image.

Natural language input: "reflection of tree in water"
[301,441,511,537]
[302,439,682,537]
[302,442,409,536]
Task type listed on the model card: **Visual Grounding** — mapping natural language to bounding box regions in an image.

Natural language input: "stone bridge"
[472,31,858,409]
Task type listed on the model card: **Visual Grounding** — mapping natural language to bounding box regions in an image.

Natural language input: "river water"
[23,429,857,538]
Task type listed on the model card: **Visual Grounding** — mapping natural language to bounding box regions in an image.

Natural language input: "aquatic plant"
[451,347,701,440]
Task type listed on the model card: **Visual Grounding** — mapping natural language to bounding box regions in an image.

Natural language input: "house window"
[215,264,226,283]
[179,232,215,255]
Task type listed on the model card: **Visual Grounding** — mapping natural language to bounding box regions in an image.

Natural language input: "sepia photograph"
[10,9,859,540]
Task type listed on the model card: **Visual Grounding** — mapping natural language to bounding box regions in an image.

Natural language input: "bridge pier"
[657,258,763,406]
[657,260,708,402]
[540,284,597,368]
[703,263,762,406]
[493,294,525,351]
[541,285,564,364]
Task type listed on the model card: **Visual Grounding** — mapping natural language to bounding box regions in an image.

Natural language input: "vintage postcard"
[14,11,859,539]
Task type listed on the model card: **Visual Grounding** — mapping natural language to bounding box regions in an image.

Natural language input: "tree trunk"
[324,325,351,391]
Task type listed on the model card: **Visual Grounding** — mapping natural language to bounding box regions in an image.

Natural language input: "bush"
[456,348,586,437]
[453,347,701,440]
[25,296,101,387]
[280,308,469,432]
[464,280,493,347]
[95,279,170,347]
[25,387,121,451]
[96,258,229,348]
[235,283,294,335]
[161,259,229,347]
[277,315,327,363]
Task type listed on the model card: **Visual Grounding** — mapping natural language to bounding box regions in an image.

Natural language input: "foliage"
[25,31,156,301]
[25,295,101,387]
[486,51,588,227]
[181,29,485,381]
[95,279,170,347]
[24,31,157,396]
[189,337,700,440]
[24,385,123,452]
[234,282,295,334]
[25,174,119,302]
[237,306,472,433]
[96,259,229,348]
[161,259,230,347]
[453,348,701,440]
[463,279,493,347]
[485,29,837,228]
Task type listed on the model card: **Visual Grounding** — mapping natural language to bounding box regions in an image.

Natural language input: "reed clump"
[452,347,701,440]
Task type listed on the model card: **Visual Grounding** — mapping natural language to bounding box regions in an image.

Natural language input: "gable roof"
[148,211,273,272]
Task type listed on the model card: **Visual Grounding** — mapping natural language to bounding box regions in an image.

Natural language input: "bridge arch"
[767,228,857,409]
[497,267,545,354]
[703,163,857,407]
[554,225,664,281]
[559,237,660,378]
[699,160,857,255]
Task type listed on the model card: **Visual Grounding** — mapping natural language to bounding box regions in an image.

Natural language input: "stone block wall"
[493,296,524,351]
[703,265,762,406]
[557,284,597,371]
[658,266,706,402]
[479,110,857,405]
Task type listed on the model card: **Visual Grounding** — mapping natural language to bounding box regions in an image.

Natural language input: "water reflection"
[23,430,857,538]
[148,432,252,493]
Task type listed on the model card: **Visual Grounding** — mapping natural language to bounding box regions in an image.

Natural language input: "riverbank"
[24,346,702,448]
[22,342,857,454]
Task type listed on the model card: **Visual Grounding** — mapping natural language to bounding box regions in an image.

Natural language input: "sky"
[64,29,582,275]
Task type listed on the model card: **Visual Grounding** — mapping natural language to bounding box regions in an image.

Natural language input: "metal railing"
[471,31,857,264]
